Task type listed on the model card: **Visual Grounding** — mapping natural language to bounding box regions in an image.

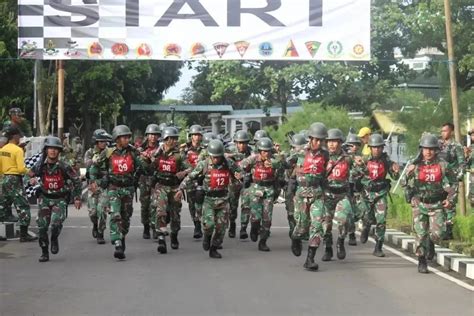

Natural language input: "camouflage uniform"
[180,157,240,251]
[180,142,205,224]
[226,146,253,237]
[323,152,359,258]
[240,153,284,249]
[284,157,298,238]
[84,146,109,240]
[401,158,456,258]
[91,145,142,245]
[30,159,82,256]
[287,146,329,248]
[138,143,159,233]
[438,138,465,225]
[358,153,399,244]
[150,144,190,248]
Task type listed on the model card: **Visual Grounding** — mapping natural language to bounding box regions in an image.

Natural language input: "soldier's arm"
[400,163,415,188]
[239,155,255,171]
[441,162,457,203]
[179,160,205,190]
[65,164,82,200]
[83,149,93,168]
[15,146,29,175]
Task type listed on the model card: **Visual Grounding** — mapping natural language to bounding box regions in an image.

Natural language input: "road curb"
[384,229,474,280]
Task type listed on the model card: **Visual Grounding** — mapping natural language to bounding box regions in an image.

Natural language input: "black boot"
[240,225,248,239]
[157,236,167,254]
[250,222,260,242]
[113,240,125,259]
[228,221,236,238]
[96,232,105,245]
[373,240,385,257]
[304,247,319,271]
[50,227,60,255]
[321,246,333,262]
[142,224,150,239]
[348,233,357,246]
[92,222,98,239]
[209,245,222,259]
[193,221,203,239]
[418,256,428,273]
[203,234,212,251]
[444,223,453,240]
[151,225,158,240]
[170,233,179,249]
[360,224,370,244]
[20,226,38,242]
[427,239,435,261]
[258,238,270,252]
[336,237,346,260]
[291,238,302,257]
[38,237,49,262]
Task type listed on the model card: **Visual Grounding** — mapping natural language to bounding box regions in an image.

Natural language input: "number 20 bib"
[418,164,442,183]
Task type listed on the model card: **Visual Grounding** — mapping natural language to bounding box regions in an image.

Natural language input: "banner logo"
[213,42,229,58]
[327,41,343,58]
[234,41,250,58]
[305,41,321,58]
[259,42,273,57]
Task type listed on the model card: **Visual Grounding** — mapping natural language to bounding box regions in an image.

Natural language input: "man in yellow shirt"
[358,127,372,157]
[0,127,37,242]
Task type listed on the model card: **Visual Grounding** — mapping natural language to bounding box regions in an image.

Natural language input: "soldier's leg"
[188,189,203,239]
[49,198,67,255]
[212,201,229,248]
[413,201,429,273]
[151,185,169,254]
[360,198,373,243]
[285,179,297,238]
[374,195,388,242]
[429,208,446,245]
[469,173,474,208]
[87,190,99,238]
[37,199,52,262]
[444,181,458,239]
[239,188,251,239]
[121,187,134,239]
[0,176,15,222]
[258,192,274,252]
[228,185,241,238]
[348,194,361,245]
[304,198,324,270]
[96,190,109,244]
[108,188,125,244]
[334,197,352,260]
[249,188,264,243]
[322,197,336,250]
[187,189,197,221]
[169,187,182,250]
[292,190,311,240]
[202,197,214,251]
[139,178,152,239]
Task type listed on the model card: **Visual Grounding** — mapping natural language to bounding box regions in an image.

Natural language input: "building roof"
[372,110,407,134]
[130,104,233,113]
[222,106,302,119]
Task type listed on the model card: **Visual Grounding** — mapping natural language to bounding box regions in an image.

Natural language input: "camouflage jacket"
[439,138,465,179]
[357,153,399,194]
[90,145,143,187]
[84,146,108,187]
[28,158,82,199]
[179,157,240,192]
[138,143,159,176]
[240,153,285,184]
[150,144,190,185]
[401,157,456,203]
[286,146,329,187]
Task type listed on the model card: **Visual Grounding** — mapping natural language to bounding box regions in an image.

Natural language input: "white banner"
[18,0,370,60]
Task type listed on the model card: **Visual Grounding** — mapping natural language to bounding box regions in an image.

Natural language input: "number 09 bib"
[111,154,134,175]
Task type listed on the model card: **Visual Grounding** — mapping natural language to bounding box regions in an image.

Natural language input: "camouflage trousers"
[37,196,68,242]
[202,196,229,247]
[107,186,134,243]
[361,191,388,242]
[248,183,275,239]
[240,187,252,227]
[284,178,297,236]
[348,193,366,234]
[228,181,242,224]
[293,186,325,247]
[151,184,182,235]
[139,175,155,226]
[445,181,459,224]
[87,188,108,234]
[411,198,446,257]
[323,192,354,245]
[0,175,31,226]
[186,188,203,222]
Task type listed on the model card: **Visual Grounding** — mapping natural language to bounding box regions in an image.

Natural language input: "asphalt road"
[1,201,473,316]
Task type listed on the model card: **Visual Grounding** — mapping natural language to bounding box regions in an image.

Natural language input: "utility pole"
[443,0,466,216]
[57,60,65,139]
